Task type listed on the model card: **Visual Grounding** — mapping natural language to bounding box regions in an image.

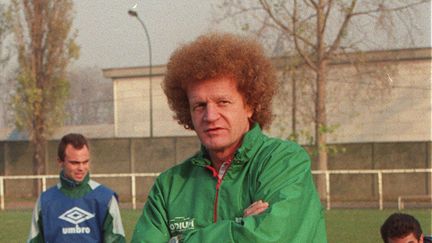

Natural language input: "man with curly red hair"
[132,32,327,243]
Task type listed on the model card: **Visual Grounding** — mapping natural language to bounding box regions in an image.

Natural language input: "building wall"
[327,59,431,143]
[269,48,432,143]
[114,77,150,137]
[104,48,431,143]
[104,65,195,138]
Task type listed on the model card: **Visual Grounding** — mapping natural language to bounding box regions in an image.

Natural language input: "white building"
[103,48,432,144]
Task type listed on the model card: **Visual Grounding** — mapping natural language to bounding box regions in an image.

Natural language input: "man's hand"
[243,200,269,217]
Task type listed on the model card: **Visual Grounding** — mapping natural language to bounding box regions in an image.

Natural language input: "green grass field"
[1,209,430,242]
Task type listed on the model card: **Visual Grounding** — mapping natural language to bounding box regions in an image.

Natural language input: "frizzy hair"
[162,32,277,130]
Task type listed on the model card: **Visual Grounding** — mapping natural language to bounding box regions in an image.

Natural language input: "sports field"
[1,209,430,242]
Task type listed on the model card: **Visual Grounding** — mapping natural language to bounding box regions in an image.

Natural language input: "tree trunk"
[291,74,297,138]
[30,0,46,198]
[315,60,328,199]
[32,130,46,197]
[314,0,329,199]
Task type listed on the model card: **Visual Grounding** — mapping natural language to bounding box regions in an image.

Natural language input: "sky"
[2,0,431,70]
[72,0,431,70]
[73,0,235,69]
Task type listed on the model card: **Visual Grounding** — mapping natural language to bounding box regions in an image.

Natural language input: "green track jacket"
[132,124,327,242]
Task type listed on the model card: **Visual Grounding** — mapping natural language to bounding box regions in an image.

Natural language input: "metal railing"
[312,168,432,210]
[1,169,431,210]
[0,173,159,210]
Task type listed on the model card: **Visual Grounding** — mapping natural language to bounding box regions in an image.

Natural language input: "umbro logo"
[59,207,94,235]
[59,207,95,224]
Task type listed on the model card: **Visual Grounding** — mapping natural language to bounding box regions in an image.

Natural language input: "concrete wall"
[270,48,432,143]
[104,48,432,143]
[114,77,150,137]
[327,59,431,143]
[321,142,431,202]
[105,65,195,138]
[0,137,201,203]
[1,139,430,205]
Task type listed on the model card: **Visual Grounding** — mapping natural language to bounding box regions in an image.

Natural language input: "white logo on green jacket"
[169,217,195,234]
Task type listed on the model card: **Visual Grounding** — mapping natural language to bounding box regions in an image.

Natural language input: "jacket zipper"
[206,160,231,223]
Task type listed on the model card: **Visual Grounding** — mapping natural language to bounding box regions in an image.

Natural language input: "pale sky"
[73,0,235,69]
[3,0,430,70]
[72,0,431,70]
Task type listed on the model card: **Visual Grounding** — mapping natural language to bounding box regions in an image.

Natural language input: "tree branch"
[350,0,429,17]
[308,0,318,9]
[259,0,316,50]
[293,0,317,71]
[321,0,333,37]
[325,0,357,58]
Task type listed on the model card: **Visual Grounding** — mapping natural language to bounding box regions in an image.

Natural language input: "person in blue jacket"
[27,133,125,243]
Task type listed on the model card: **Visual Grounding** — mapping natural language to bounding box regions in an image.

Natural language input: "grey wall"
[1,139,430,207]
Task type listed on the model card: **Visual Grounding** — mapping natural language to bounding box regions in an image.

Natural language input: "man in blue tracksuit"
[27,133,125,243]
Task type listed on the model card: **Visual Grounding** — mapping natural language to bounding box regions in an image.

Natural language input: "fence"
[1,169,431,211]
[311,168,432,210]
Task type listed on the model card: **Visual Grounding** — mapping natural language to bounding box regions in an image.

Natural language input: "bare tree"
[65,66,114,126]
[0,3,10,68]
[216,0,430,195]
[8,0,79,195]
[272,56,316,143]
[0,3,12,128]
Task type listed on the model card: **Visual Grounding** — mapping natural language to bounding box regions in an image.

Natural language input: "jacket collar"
[192,123,264,167]
[60,170,90,189]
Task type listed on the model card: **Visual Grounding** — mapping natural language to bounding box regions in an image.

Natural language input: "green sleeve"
[103,195,126,243]
[131,179,171,243]
[183,145,327,243]
[27,197,45,243]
